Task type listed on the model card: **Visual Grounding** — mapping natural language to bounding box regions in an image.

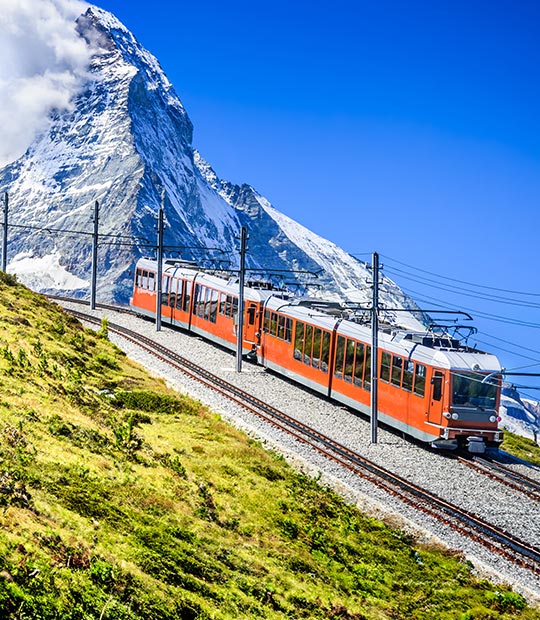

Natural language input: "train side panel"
[131,261,265,356]
[259,309,334,396]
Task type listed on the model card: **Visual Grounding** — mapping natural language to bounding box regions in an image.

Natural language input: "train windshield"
[451,372,498,409]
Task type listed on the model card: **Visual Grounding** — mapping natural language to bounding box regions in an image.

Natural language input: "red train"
[131,257,503,453]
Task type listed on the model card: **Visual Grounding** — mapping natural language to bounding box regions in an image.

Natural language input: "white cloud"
[0,0,91,166]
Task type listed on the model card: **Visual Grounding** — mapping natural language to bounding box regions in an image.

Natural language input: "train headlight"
[443,412,451,419]
[489,415,497,423]
[451,413,459,420]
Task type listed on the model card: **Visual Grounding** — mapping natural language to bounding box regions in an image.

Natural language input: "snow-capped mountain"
[0,5,423,329]
[499,385,540,443]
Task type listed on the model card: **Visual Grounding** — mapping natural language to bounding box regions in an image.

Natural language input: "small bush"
[111,390,187,415]
[97,317,109,340]
[487,590,527,613]
[0,271,17,286]
[93,352,120,371]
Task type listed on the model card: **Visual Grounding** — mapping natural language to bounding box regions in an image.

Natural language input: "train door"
[243,303,258,344]
[427,370,445,425]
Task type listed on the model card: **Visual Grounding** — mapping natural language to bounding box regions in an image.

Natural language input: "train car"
[259,296,502,453]
[131,258,503,453]
[130,257,274,356]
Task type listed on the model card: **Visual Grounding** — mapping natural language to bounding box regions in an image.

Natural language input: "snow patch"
[500,392,540,442]
[8,251,88,291]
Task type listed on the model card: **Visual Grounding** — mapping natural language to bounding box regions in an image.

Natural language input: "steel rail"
[61,304,540,575]
[458,456,540,502]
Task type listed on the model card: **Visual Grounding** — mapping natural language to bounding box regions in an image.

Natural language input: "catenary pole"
[90,200,99,310]
[236,226,247,372]
[1,193,8,273]
[156,192,165,332]
[370,251,379,443]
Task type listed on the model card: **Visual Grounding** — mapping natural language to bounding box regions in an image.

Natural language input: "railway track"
[63,304,540,577]
[458,455,540,502]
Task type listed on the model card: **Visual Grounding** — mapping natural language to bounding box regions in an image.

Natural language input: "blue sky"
[95,0,540,388]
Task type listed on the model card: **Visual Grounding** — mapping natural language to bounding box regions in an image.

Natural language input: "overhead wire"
[383,265,540,309]
[381,253,540,297]
[398,285,540,329]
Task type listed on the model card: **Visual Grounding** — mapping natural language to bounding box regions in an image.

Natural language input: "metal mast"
[236,226,248,372]
[155,191,165,332]
[370,251,379,443]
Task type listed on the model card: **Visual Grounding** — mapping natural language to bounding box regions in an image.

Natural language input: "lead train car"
[131,258,503,454]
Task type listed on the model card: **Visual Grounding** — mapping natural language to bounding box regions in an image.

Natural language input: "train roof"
[135,258,275,303]
[264,295,501,373]
[135,259,502,374]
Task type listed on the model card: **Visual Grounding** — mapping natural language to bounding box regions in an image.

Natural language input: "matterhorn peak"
[0,4,424,330]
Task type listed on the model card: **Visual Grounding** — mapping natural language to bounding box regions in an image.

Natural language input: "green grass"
[0,273,538,619]
[500,431,540,466]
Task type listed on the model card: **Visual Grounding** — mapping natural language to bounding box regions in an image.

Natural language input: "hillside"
[0,273,537,620]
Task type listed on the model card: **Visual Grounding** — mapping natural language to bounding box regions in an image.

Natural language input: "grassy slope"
[0,272,538,620]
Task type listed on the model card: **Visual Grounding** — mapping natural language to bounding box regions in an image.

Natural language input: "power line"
[384,265,540,309]
[381,253,540,297]
[475,331,540,362]
[399,285,540,329]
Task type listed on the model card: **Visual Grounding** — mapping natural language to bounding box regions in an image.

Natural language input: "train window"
[193,285,200,317]
[136,268,143,288]
[219,293,226,315]
[294,321,305,361]
[321,331,330,373]
[334,335,346,379]
[270,312,277,336]
[364,346,372,390]
[391,356,403,387]
[414,364,426,397]
[210,289,219,323]
[285,318,293,343]
[432,371,443,401]
[248,305,256,326]
[277,315,285,338]
[141,270,148,289]
[264,309,271,332]
[344,339,355,382]
[200,287,207,319]
[232,297,239,318]
[194,285,203,317]
[354,342,365,386]
[148,272,156,292]
[304,324,313,364]
[204,288,212,321]
[183,281,192,312]
[176,281,184,310]
[403,360,414,392]
[163,275,170,293]
[380,351,391,383]
[311,328,322,369]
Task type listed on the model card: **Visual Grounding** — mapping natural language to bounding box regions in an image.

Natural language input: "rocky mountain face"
[0,5,423,329]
